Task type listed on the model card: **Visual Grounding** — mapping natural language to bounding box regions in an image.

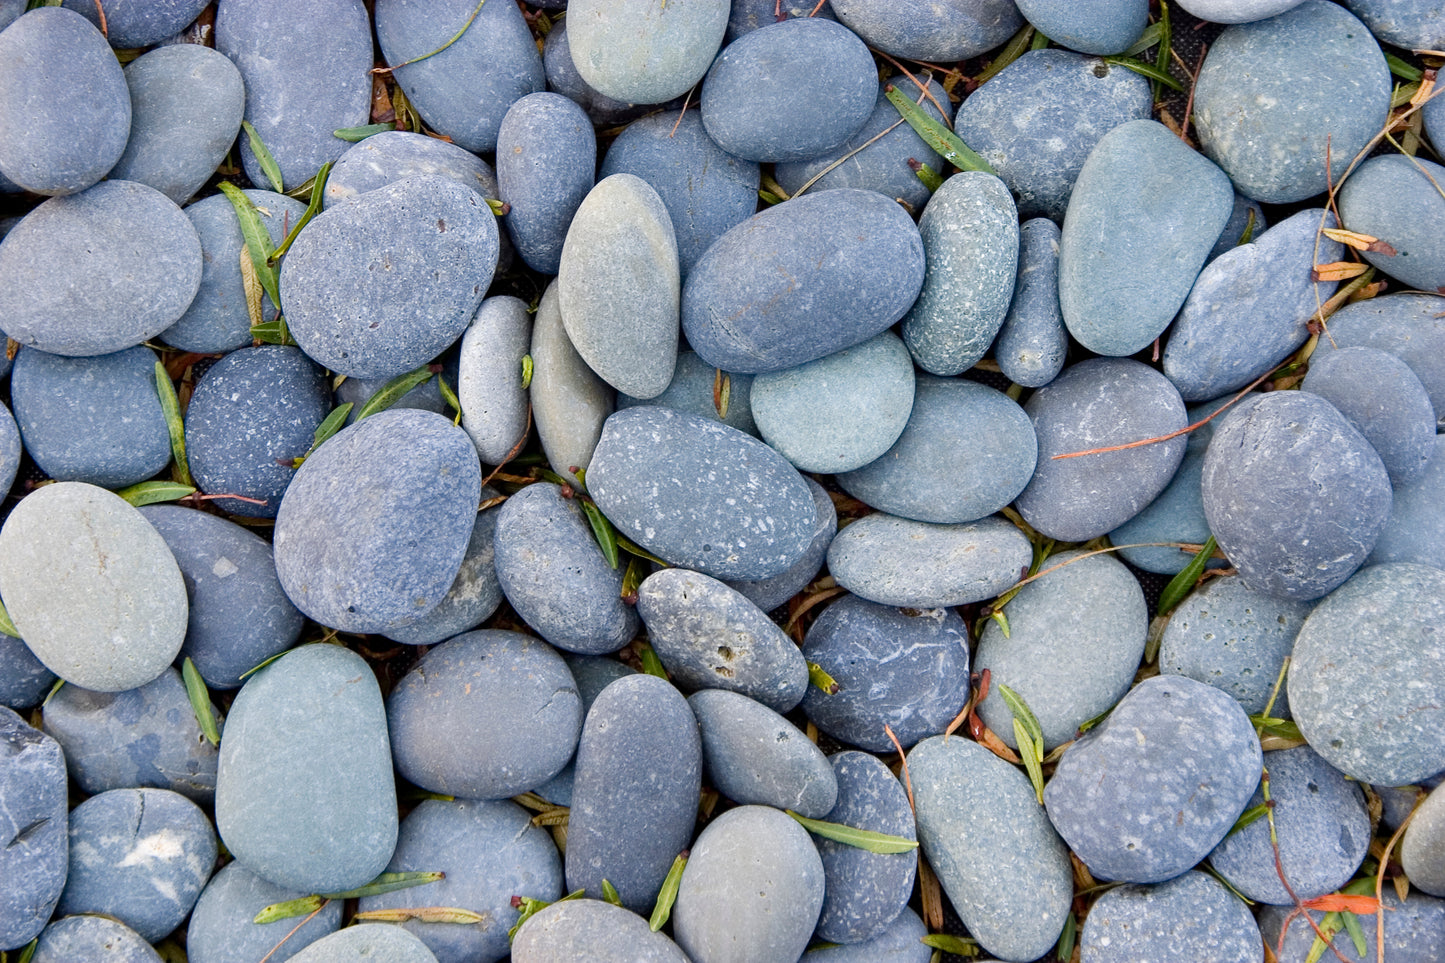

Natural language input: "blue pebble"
[512,899,690,963]
[800,907,931,963]
[700,17,876,163]
[1303,346,1436,486]
[185,345,332,518]
[1080,871,1262,963]
[1325,293,1445,428]
[1016,0,1146,54]
[1371,434,1445,569]
[567,0,729,105]
[1403,783,1445,897]
[839,376,1036,524]
[1177,0,1307,21]
[533,655,639,808]
[325,130,498,210]
[11,345,170,489]
[31,916,161,963]
[1340,0,1445,52]
[287,925,438,963]
[0,2,17,31]
[828,0,1022,60]
[334,367,451,426]
[1339,153,1445,293]
[802,595,971,752]
[0,708,67,951]
[0,637,55,710]
[996,218,1067,388]
[62,0,209,47]
[728,1,836,40]
[497,92,597,276]
[530,280,614,477]
[1260,890,1445,963]
[542,21,651,128]
[382,492,503,646]
[459,296,534,462]
[689,689,838,817]
[619,350,758,437]
[1108,448,1214,575]
[1206,192,1267,262]
[186,860,342,963]
[723,475,836,613]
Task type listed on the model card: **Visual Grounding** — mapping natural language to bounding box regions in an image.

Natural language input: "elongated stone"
[531,281,614,477]
[1339,153,1445,292]
[996,217,1067,388]
[690,689,838,818]
[497,92,596,276]
[827,0,1022,60]
[61,0,209,48]
[1325,293,1445,428]
[1015,0,1147,53]
[459,296,532,464]
[1301,345,1436,486]
[1403,784,1445,897]
[0,708,67,951]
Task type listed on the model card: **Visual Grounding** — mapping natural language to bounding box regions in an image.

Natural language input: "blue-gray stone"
[672,805,824,963]
[1288,563,1445,786]
[288,925,438,963]
[11,345,170,489]
[1403,783,1445,897]
[751,331,914,473]
[1044,675,1263,884]
[601,110,760,280]
[186,860,343,963]
[389,630,582,799]
[827,0,1022,60]
[1371,434,1445,569]
[498,92,596,276]
[62,0,208,47]
[1303,346,1436,487]
[1108,448,1213,576]
[1260,889,1445,963]
[215,0,371,191]
[1202,391,1392,601]
[358,799,563,963]
[1060,119,1233,357]
[801,595,971,752]
[814,751,917,944]
[512,899,690,963]
[682,188,924,373]
[0,180,201,356]
[909,735,1073,963]
[460,296,533,463]
[383,491,503,646]
[699,17,875,163]
[619,350,758,437]
[1163,209,1340,403]
[1080,871,1262,963]
[1325,293,1445,427]
[1380,783,1433,834]
[1015,0,1146,53]
[324,130,498,209]
[587,406,817,580]
[903,172,1019,375]
[0,482,186,693]
[1342,0,1445,51]
[333,363,454,427]
[216,643,397,893]
[975,549,1146,751]
[1177,0,1306,21]
[728,0,836,40]
[0,638,55,711]
[952,49,1152,221]
[1210,746,1369,904]
[542,21,651,128]
[1339,153,1445,293]
[109,44,244,205]
[58,787,216,942]
[0,707,67,951]
[0,1,17,31]
[185,345,331,518]
[0,7,129,195]
[161,190,306,354]
[1193,0,1391,203]
[637,568,807,712]
[280,174,497,381]
[996,217,1067,388]
[566,674,702,912]
[1207,192,1268,262]
[723,476,836,613]
[689,689,837,817]
[494,481,639,655]
[568,0,729,105]
[530,281,614,477]
[1015,358,1188,542]
[273,409,480,634]
[1158,574,1311,717]
[43,667,219,803]
[838,375,1036,525]
[801,907,931,963]
[0,400,16,495]
[533,655,640,809]
[828,513,1031,609]
[31,916,161,963]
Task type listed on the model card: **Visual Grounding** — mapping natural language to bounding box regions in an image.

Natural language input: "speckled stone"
[0,180,201,356]
[325,130,498,209]
[827,0,1022,60]
[459,297,531,464]
[494,482,639,655]
[0,483,186,693]
[1080,871,1262,963]
[216,644,397,894]
[358,799,563,963]
[1325,293,1445,428]
[1340,153,1445,295]
[828,513,1031,609]
[952,50,1152,221]
[498,92,596,276]
[0,8,129,195]
[0,0,18,31]
[1163,209,1342,403]
[637,569,807,712]
[62,0,209,47]
[383,493,503,646]
[1015,358,1188,542]
[724,475,836,613]
[542,21,651,128]
[909,736,1072,963]
[0,708,66,951]
[673,805,824,963]
[31,916,161,963]
[216,0,370,190]
[566,675,702,912]
[682,188,925,374]
[1288,563,1445,786]
[11,345,171,489]
[1371,434,1445,570]
[689,689,838,817]
[1193,0,1391,203]
[512,899,690,963]
[288,925,438,963]
[1177,0,1306,21]
[902,172,1019,375]
[1158,575,1311,717]
[184,345,332,518]
[531,281,614,477]
[568,0,728,104]
[531,655,637,809]
[0,639,55,711]
[1045,675,1263,884]
[1202,392,1392,601]
[801,596,971,752]
[388,630,582,800]
[814,751,916,944]
[800,907,931,963]
[1302,346,1436,487]
[587,406,818,580]
[1404,783,1445,897]
[1060,119,1233,357]
[1259,890,1445,963]
[996,217,1067,388]
[1342,0,1445,47]
[838,376,1036,525]
[187,861,342,963]
[619,350,758,437]
[1015,0,1147,53]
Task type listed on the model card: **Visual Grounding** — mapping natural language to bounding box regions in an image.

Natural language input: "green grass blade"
[1237,207,1258,246]
[508,889,584,943]
[154,361,193,486]
[1152,0,1172,100]
[1157,535,1216,614]
[14,938,37,963]
[638,642,668,680]
[1013,718,1046,804]
[238,651,287,682]
[1055,911,1077,962]
[920,934,978,955]
[1340,910,1368,957]
[520,354,534,389]
[580,499,620,569]
[41,678,63,707]
[1226,802,1269,837]
[333,123,396,142]
[614,533,668,567]
[976,22,1035,85]
[1029,29,1050,50]
[242,120,285,193]
[1305,911,1344,963]
[912,159,944,193]
[437,375,462,425]
[649,854,688,932]
[0,599,20,639]
[116,481,196,508]
[249,318,296,346]
[1387,52,1424,82]
[1120,20,1164,58]
[1102,56,1184,91]
[600,879,623,907]
[253,895,327,924]
[883,85,996,175]
[356,366,435,422]
[354,906,487,925]
[323,871,445,901]
[786,810,919,854]
[217,182,281,309]
[308,403,353,453]
[182,657,220,747]
[268,162,333,265]
[997,683,1044,752]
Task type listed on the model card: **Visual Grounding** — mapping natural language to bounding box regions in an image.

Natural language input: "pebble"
[1044,675,1263,883]
[459,296,532,463]
[512,899,690,963]
[31,915,162,963]
[619,350,758,438]
[1325,292,1445,427]
[382,491,504,646]
[215,643,397,894]
[541,21,650,128]
[1014,0,1148,54]
[0,482,186,693]
[287,924,438,963]
[567,0,729,105]
[1339,153,1445,293]
[689,689,838,817]
[1341,0,1445,49]
[0,638,55,711]
[0,402,17,499]
[1107,447,1211,575]
[1079,871,1263,963]
[728,0,836,40]
[324,130,498,209]
[1302,345,1437,486]
[530,280,614,476]
[1370,434,1445,569]
[1207,192,1268,261]
[186,860,342,963]
[1259,889,1445,963]
[497,92,597,276]
[800,907,931,963]
[995,217,1067,388]
[827,0,1023,60]
[0,708,67,951]
[1177,0,1307,21]
[61,0,209,47]
[723,475,837,613]
[1287,562,1445,786]
[908,735,1073,963]
[1403,782,1445,897]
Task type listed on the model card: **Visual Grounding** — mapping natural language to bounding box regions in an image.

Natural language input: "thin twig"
[1377,804,1419,963]
[480,405,532,488]
[869,48,952,123]
[92,0,108,37]
[668,85,696,138]
[257,902,328,963]
[791,114,911,199]
[1178,43,1208,144]
[883,723,914,812]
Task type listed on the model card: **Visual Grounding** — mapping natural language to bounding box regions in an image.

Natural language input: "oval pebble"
[1080,871,1262,963]
[1338,153,1445,293]
[689,689,838,818]
[324,130,498,210]
[618,350,758,437]
[186,860,342,963]
[1403,783,1445,897]
[459,296,532,464]
[995,217,1067,388]
[1014,0,1147,53]
[0,638,55,711]
[1177,0,1306,20]
[541,20,650,127]
[723,474,837,613]
[497,92,597,276]
[61,0,209,49]
[567,0,728,105]
[530,280,614,476]
[1342,0,1445,47]
[288,925,438,963]
[1370,434,1445,570]
[31,916,161,963]
[1325,292,1445,427]
[0,708,67,950]
[512,899,689,963]
[827,0,1022,60]
[800,907,931,963]
[1301,345,1436,486]
[382,492,503,646]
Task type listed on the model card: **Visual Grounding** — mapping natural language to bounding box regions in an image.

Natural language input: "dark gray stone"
[728,0,836,40]
[1302,345,1436,486]
[1370,434,1445,570]
[531,280,614,477]
[333,365,452,427]
[800,907,931,963]
[1324,292,1445,427]
[0,707,67,951]
[512,899,689,963]
[186,860,343,963]
[0,638,55,711]
[62,0,209,47]
[689,689,837,817]
[459,296,532,464]
[619,350,758,437]
[324,130,498,209]
[1403,782,1445,897]
[31,916,161,963]
[288,925,438,963]
[1015,0,1147,53]
[723,476,836,613]
[497,92,596,276]
[996,217,1067,389]
[1259,890,1445,963]
[1080,871,1262,963]
[828,0,1022,60]
[383,492,504,646]
[568,0,728,104]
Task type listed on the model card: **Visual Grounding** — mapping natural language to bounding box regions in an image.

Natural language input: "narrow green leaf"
[1055,911,1077,962]
[324,871,446,901]
[182,657,220,747]
[912,159,944,193]
[238,651,286,682]
[580,500,620,569]
[355,906,488,925]
[508,889,584,943]
[268,162,333,264]
[600,879,623,907]
[1157,535,1216,614]
[1013,718,1046,805]
[1253,717,1304,741]
[1102,56,1184,91]
[1076,705,1113,735]
[808,661,840,695]
[989,608,1010,638]
[1387,51,1424,82]
[614,533,668,567]
[383,0,487,72]
[249,317,296,346]
[1152,0,1172,101]
[253,895,326,924]
[976,22,1035,85]
[295,403,353,467]
[333,123,397,142]
[15,938,37,963]
[242,119,285,193]
[0,599,20,639]
[1341,909,1368,958]
[218,182,281,309]
[758,189,786,206]
[356,366,434,422]
[883,85,996,175]
[116,481,197,508]
[620,553,646,602]
[1120,20,1164,58]
[154,361,193,486]
[638,642,668,680]
[920,933,978,955]
[520,354,534,390]
[1237,207,1258,246]
[42,677,64,707]
[1029,29,1050,50]
[786,810,919,854]
[1227,802,1270,837]
[1305,911,1344,963]
[486,197,507,216]
[649,854,688,932]
[997,683,1044,754]
[437,375,462,425]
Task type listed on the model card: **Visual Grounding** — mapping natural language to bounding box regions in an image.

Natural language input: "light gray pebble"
[689,689,838,817]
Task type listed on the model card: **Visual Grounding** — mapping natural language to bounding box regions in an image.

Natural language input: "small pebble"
[995,217,1067,388]
[0,708,67,951]
[1080,870,1263,963]
[459,296,533,463]
[498,92,596,276]
[689,689,838,817]
[1301,345,1437,486]
[31,916,162,963]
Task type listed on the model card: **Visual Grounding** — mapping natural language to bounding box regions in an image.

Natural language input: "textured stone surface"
[1080,871,1262,963]
[690,689,837,817]
[568,0,728,104]
[1325,293,1445,428]
[383,493,504,646]
[512,899,689,963]
[1107,447,1212,576]
[1342,0,1445,47]
[1259,890,1445,963]
[1177,0,1306,21]
[619,350,758,438]
[1370,434,1445,570]
[1302,345,1436,486]
[186,860,342,963]
[0,638,55,711]
[31,916,161,963]
[828,0,1022,60]
[62,0,209,47]
[325,130,498,209]
[542,21,651,127]
[288,925,438,963]
[459,296,532,464]
[1404,783,1445,897]
[800,907,931,963]
[530,281,614,477]
[1015,0,1147,53]
[721,477,835,613]
[996,217,1067,388]
[1339,153,1445,292]
[0,708,67,951]
[498,92,596,276]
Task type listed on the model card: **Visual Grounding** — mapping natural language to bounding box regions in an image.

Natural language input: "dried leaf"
[354,906,487,925]
[1312,261,1370,282]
